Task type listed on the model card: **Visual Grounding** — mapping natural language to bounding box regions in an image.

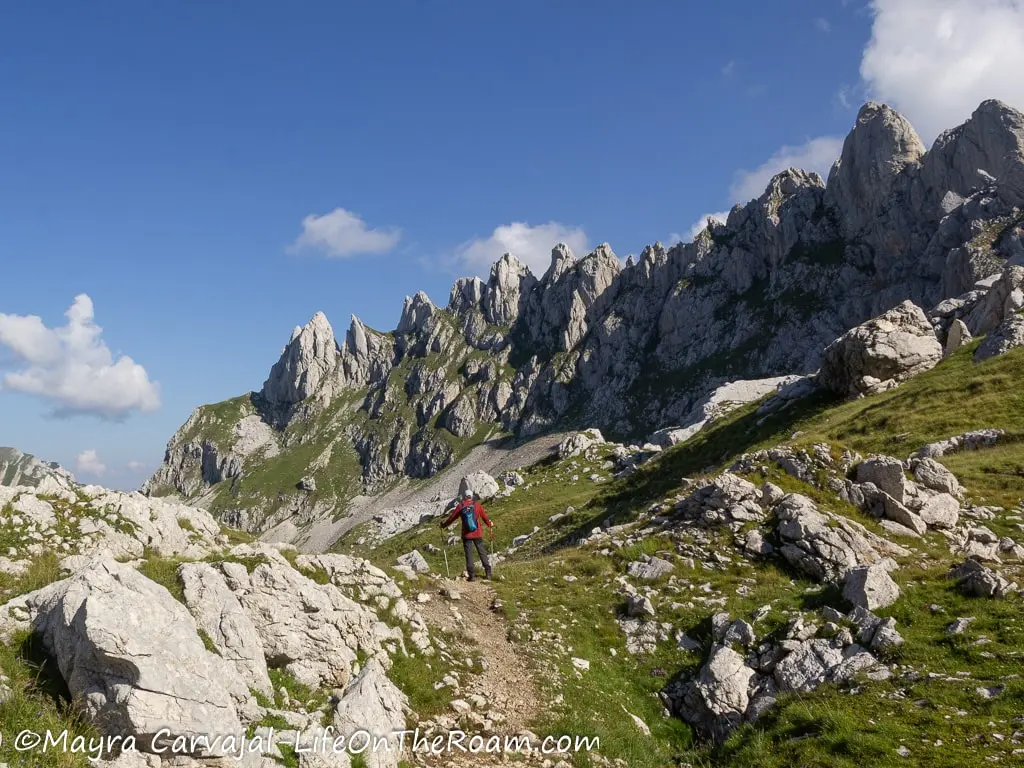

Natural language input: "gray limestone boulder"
[842,564,901,610]
[12,558,249,755]
[818,301,942,397]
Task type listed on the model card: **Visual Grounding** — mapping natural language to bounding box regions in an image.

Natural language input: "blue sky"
[2,0,1023,489]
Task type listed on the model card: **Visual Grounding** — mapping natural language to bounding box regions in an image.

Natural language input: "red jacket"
[442,500,492,540]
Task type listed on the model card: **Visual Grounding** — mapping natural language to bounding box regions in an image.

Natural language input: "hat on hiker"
[462,490,473,499]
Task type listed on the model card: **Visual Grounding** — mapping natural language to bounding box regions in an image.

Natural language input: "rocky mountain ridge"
[145,98,1024,539]
[0,447,76,491]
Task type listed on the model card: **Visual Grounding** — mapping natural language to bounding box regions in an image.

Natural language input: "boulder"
[948,559,1018,598]
[396,550,430,574]
[818,301,942,397]
[626,556,675,581]
[775,494,908,583]
[673,473,764,527]
[915,429,1004,458]
[458,471,500,501]
[856,456,908,504]
[12,558,248,754]
[673,645,756,742]
[557,429,605,459]
[626,594,655,618]
[911,458,962,497]
[331,658,408,768]
[975,312,1024,361]
[179,562,274,698]
[917,493,960,529]
[842,565,901,610]
[944,318,972,356]
[231,558,404,689]
[773,639,845,693]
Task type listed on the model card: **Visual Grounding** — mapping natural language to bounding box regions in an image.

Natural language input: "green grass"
[136,555,188,603]
[267,667,329,713]
[0,552,63,601]
[0,631,98,766]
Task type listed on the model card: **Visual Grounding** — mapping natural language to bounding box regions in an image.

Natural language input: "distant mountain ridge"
[0,446,76,490]
[144,99,1024,539]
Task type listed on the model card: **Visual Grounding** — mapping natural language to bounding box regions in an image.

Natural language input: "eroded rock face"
[482,253,536,326]
[147,98,1024,533]
[825,102,926,241]
[818,301,942,397]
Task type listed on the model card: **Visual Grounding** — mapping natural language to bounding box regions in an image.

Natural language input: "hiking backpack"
[459,500,478,533]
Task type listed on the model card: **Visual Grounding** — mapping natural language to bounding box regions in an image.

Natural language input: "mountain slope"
[338,340,1024,767]
[145,98,1024,543]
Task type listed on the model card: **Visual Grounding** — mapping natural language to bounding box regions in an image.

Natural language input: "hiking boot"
[484,569,493,580]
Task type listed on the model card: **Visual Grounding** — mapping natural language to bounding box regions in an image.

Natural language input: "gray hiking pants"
[462,538,491,579]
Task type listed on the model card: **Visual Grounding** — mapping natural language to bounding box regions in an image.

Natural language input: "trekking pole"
[441,526,451,579]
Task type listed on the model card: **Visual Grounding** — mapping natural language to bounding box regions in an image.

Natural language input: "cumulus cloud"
[668,212,732,246]
[126,460,148,473]
[729,136,845,202]
[288,208,401,258]
[452,221,589,277]
[76,449,107,477]
[815,17,832,33]
[0,295,161,419]
[861,0,1024,144]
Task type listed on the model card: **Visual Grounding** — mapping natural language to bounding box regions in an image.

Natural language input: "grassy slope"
[340,343,1024,768]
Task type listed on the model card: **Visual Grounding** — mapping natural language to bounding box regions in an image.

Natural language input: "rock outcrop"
[818,301,942,397]
[3,558,249,755]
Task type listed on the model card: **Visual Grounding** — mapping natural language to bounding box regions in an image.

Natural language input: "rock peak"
[543,243,577,284]
[397,292,437,334]
[825,101,925,236]
[483,253,537,326]
[262,310,338,407]
[448,276,485,315]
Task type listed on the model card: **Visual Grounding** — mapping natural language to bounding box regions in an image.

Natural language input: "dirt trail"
[412,575,547,767]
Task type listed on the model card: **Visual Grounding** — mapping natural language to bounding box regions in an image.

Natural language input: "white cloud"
[729,136,845,202]
[288,208,401,258]
[76,449,107,477]
[815,17,832,32]
[669,212,732,245]
[453,222,589,277]
[861,0,1024,143]
[126,460,148,473]
[0,295,161,419]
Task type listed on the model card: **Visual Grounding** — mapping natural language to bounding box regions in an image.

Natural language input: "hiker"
[440,491,494,581]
